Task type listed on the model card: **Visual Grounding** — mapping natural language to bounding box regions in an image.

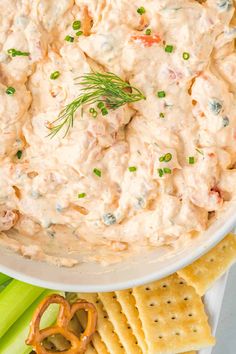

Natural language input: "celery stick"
[0,280,44,338]
[0,289,63,354]
[0,273,11,286]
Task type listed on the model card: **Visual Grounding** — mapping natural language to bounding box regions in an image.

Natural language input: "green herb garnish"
[93,168,101,177]
[7,48,30,57]
[101,108,108,116]
[65,35,74,42]
[159,152,173,162]
[165,45,174,53]
[158,168,164,177]
[129,166,137,172]
[137,7,146,15]
[159,112,165,118]
[158,167,172,177]
[157,91,166,98]
[183,52,190,60]
[188,156,195,164]
[164,153,172,162]
[145,29,152,35]
[163,167,171,174]
[48,71,146,137]
[72,20,81,30]
[76,31,83,37]
[6,87,16,95]
[50,71,60,80]
[78,193,86,198]
[89,108,98,118]
[97,102,105,109]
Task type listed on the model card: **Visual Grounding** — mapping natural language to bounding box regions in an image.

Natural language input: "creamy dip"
[0,0,236,266]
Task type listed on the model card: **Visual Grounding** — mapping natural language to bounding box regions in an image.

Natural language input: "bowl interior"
[0,202,236,292]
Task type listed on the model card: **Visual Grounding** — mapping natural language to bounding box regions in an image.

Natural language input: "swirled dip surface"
[0,0,236,266]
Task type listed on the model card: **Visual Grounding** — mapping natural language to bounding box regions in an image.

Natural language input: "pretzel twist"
[26,294,97,354]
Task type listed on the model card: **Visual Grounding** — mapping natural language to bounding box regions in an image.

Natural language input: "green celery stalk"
[0,280,44,338]
[0,273,11,286]
[0,289,63,354]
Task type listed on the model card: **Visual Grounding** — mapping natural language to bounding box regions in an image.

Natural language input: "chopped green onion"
[97,102,105,109]
[0,290,63,354]
[50,71,60,80]
[183,52,190,60]
[78,193,86,198]
[7,48,30,57]
[159,153,172,163]
[188,156,195,164]
[158,168,164,177]
[157,91,166,98]
[163,167,172,174]
[16,150,22,159]
[164,153,172,162]
[159,112,165,118]
[129,166,137,172]
[101,108,108,116]
[7,49,15,56]
[89,108,98,118]
[76,30,83,37]
[165,45,174,53]
[93,168,101,177]
[137,6,146,15]
[65,35,74,42]
[145,28,152,35]
[72,20,81,30]
[5,87,15,95]
[0,280,44,338]
[7,48,16,56]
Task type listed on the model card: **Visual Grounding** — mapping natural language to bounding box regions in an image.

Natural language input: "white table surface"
[213,265,236,354]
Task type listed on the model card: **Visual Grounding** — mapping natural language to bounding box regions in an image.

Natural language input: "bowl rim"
[0,211,236,292]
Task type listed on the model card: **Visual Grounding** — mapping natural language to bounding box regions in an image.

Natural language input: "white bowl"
[0,202,235,292]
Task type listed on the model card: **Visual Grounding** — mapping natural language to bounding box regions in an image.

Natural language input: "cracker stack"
[72,233,236,354]
[132,274,214,353]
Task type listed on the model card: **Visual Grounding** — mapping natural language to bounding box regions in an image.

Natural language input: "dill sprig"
[48,72,146,137]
